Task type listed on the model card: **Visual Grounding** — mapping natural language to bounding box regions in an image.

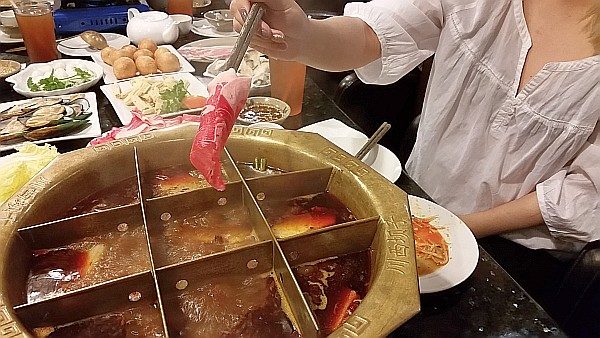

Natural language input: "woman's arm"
[464,125,600,242]
[460,192,544,238]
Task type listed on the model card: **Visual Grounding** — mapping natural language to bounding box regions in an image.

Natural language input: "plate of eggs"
[91,38,195,84]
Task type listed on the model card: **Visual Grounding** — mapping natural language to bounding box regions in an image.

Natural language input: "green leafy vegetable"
[27,67,94,92]
[160,80,189,113]
[27,77,40,92]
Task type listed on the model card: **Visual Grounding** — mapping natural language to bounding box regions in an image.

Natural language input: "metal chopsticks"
[355,122,391,161]
[222,3,266,72]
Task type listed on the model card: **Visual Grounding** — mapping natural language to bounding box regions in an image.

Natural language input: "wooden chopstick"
[355,122,391,160]
[223,3,265,72]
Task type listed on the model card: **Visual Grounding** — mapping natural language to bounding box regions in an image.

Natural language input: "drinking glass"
[269,59,306,116]
[12,0,59,62]
[167,0,193,16]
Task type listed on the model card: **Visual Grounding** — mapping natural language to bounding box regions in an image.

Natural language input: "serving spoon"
[79,31,108,50]
[7,31,108,53]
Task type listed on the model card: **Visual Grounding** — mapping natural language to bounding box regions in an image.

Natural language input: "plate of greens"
[5,59,103,98]
[100,72,209,125]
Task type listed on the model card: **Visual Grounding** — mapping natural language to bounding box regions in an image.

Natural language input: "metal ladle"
[79,31,109,50]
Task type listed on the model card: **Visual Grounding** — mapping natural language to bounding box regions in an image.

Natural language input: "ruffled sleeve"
[343,0,444,85]
[537,124,600,243]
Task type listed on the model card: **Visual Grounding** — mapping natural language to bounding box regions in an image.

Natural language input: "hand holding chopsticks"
[355,122,391,161]
[222,3,266,72]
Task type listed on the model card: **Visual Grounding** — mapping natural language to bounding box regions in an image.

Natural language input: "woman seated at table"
[230,0,599,319]
[229,0,599,252]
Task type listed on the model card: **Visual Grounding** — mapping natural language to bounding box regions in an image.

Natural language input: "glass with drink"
[167,0,193,16]
[269,59,306,116]
[12,0,59,63]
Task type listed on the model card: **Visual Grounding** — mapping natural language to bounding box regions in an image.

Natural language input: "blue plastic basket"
[53,4,150,35]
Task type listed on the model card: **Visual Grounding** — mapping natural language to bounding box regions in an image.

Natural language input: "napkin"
[298,119,403,182]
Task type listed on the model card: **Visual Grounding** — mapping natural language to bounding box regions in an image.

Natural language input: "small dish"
[203,9,234,32]
[0,25,22,43]
[298,118,403,182]
[191,18,238,38]
[204,49,270,89]
[238,97,290,125]
[0,59,20,79]
[5,59,103,98]
[170,14,192,35]
[0,24,20,38]
[58,33,130,57]
[0,9,16,27]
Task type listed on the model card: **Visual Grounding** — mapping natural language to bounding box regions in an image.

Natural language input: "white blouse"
[344,0,600,252]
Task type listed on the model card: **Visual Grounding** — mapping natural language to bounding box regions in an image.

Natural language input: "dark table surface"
[0,32,564,337]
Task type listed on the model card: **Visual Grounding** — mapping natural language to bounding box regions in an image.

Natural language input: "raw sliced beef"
[189,69,251,191]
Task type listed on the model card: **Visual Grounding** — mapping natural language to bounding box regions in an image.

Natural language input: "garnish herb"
[160,80,189,113]
[27,67,94,92]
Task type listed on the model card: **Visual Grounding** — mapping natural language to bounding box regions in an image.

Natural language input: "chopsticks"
[222,3,265,72]
[355,122,391,161]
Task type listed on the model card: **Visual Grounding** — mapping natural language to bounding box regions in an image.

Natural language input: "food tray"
[90,45,195,84]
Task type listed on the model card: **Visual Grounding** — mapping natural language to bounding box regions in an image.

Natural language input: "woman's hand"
[229,0,310,61]
[230,0,380,71]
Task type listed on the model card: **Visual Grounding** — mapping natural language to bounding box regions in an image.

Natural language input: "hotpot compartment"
[225,134,333,180]
[156,241,313,337]
[7,205,165,336]
[278,217,379,336]
[244,167,380,240]
[17,146,140,227]
[134,137,241,200]
[143,180,273,268]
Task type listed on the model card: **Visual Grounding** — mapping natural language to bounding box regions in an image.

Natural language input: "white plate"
[0,92,102,151]
[5,59,103,98]
[191,18,238,38]
[58,33,130,57]
[408,195,479,293]
[100,72,209,125]
[177,37,237,62]
[298,119,403,182]
[203,51,270,89]
[0,25,22,43]
[90,45,195,84]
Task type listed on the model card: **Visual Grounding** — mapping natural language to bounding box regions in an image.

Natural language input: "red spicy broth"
[169,274,298,337]
[32,303,165,337]
[27,227,150,303]
[151,201,257,266]
[145,165,230,198]
[293,251,371,335]
[68,177,139,217]
[260,192,356,239]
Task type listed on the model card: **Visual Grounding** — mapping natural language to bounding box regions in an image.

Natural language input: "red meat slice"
[322,288,361,335]
[189,69,251,191]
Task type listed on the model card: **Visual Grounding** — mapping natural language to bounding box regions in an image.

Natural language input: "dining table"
[0,29,566,337]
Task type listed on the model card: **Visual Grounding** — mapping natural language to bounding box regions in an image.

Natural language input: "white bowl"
[0,9,17,27]
[5,59,103,98]
[203,9,234,32]
[170,14,192,35]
